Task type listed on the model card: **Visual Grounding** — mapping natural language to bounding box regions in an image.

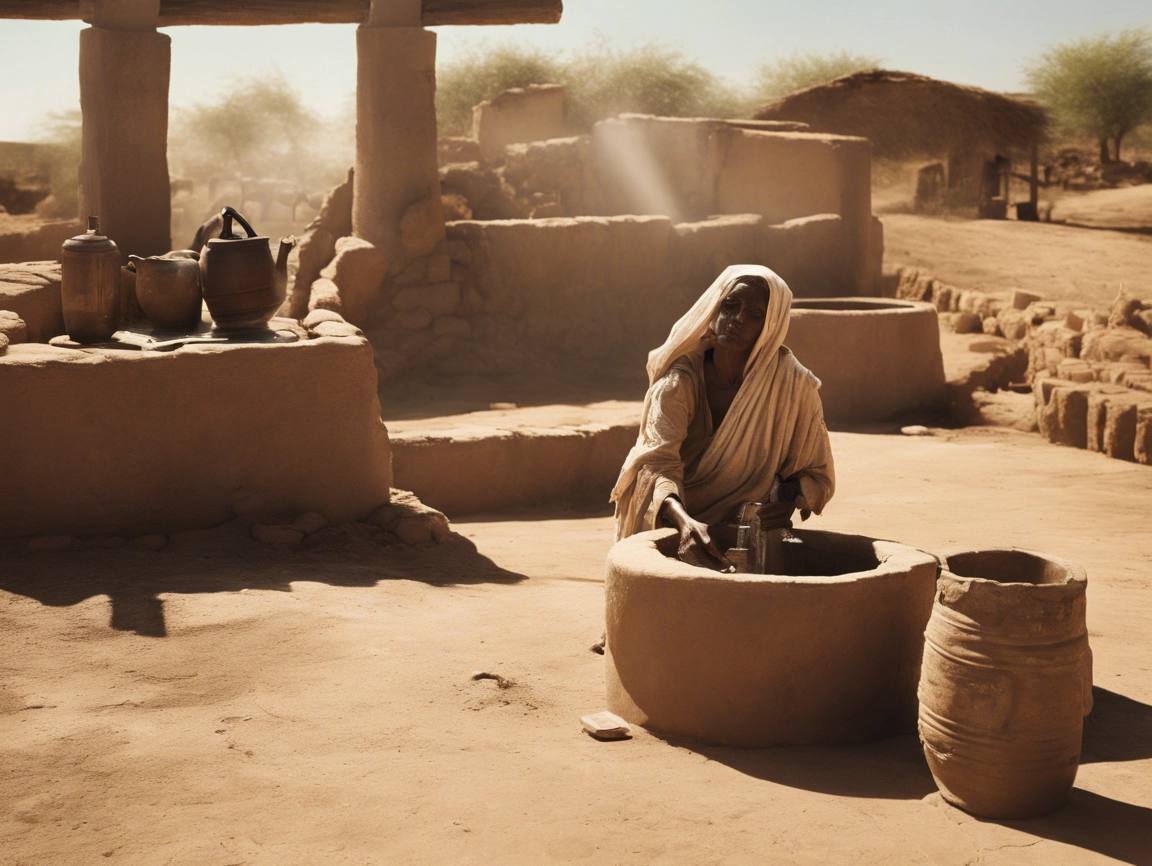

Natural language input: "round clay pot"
[605,528,939,747]
[131,254,203,332]
[918,548,1093,819]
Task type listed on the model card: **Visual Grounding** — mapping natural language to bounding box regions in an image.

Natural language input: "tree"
[435,40,740,136]
[35,109,82,218]
[1026,29,1152,163]
[751,50,882,105]
[169,73,350,189]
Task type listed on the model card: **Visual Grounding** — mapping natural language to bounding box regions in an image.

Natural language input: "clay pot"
[130,253,203,332]
[200,207,296,331]
[61,216,121,343]
[918,548,1093,819]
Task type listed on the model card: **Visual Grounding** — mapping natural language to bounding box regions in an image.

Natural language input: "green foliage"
[169,73,351,188]
[562,42,741,129]
[1026,29,1152,162]
[751,50,882,106]
[34,109,82,218]
[436,45,563,137]
[435,41,742,136]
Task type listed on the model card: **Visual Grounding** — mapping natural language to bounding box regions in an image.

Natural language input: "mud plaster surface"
[1,427,1149,865]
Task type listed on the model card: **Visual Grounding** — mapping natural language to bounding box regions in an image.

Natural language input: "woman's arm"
[659,495,731,570]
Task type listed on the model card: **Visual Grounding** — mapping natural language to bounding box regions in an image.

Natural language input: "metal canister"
[61,216,121,343]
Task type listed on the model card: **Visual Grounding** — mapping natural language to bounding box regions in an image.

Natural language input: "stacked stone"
[1032,288,1152,464]
[367,239,484,381]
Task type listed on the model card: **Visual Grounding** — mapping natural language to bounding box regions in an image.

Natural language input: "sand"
[883,213,1152,308]
[2,426,1149,865]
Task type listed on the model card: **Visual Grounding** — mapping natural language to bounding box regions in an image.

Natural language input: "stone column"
[78,0,171,261]
[353,6,445,271]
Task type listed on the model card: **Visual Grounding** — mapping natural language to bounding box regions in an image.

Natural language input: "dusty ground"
[1049,185,1152,233]
[3,427,1149,865]
[884,214,1152,308]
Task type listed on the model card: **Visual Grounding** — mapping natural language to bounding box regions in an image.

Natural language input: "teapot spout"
[275,235,297,289]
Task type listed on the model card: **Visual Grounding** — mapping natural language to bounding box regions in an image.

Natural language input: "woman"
[611,265,834,569]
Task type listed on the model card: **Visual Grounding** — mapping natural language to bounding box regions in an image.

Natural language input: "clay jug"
[129,252,203,332]
[61,216,121,343]
[199,207,296,330]
[918,548,1093,819]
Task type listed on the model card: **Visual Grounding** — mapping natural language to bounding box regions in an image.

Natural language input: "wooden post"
[78,0,171,260]
[1030,141,1039,208]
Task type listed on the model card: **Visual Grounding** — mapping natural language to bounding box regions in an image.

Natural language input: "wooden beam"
[0,0,563,25]
[423,0,561,26]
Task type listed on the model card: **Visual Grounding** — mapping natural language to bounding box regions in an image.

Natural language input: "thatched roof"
[755,70,1047,160]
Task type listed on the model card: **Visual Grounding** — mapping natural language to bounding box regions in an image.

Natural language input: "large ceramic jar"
[918,548,1093,819]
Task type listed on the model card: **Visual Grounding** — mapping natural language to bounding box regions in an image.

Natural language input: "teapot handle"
[220,206,258,240]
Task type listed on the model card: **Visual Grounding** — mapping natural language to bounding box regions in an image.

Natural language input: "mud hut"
[756,70,1048,215]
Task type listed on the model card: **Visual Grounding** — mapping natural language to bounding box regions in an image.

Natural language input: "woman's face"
[714,281,769,353]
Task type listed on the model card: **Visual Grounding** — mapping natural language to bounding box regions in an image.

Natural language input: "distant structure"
[756,70,1048,218]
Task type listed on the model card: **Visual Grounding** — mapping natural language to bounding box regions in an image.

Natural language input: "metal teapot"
[199,206,295,331]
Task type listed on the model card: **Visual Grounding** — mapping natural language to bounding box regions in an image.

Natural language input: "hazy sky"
[0,0,1148,140]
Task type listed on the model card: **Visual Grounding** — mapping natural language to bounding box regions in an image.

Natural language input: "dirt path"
[883,214,1152,308]
[2,428,1149,865]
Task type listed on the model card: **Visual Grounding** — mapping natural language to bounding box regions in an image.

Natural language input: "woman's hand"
[659,496,731,570]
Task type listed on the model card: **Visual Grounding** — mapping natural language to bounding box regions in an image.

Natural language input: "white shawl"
[611,265,835,540]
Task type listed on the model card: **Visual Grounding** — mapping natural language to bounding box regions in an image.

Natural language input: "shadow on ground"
[0,521,525,639]
[378,364,648,422]
[995,788,1152,866]
[676,733,939,800]
[1082,687,1152,764]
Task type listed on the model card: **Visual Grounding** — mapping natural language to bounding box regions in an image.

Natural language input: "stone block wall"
[301,211,860,382]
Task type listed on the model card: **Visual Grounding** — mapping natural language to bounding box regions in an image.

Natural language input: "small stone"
[952,311,982,334]
[393,258,427,286]
[302,308,345,329]
[133,534,168,551]
[433,316,472,339]
[393,516,433,546]
[901,425,932,436]
[581,711,631,741]
[1028,303,1057,323]
[312,320,363,338]
[400,194,446,258]
[1012,289,1043,310]
[444,239,472,265]
[308,278,342,314]
[1108,286,1143,330]
[251,524,305,548]
[0,310,27,345]
[368,504,399,530]
[981,316,1001,336]
[996,308,1029,340]
[425,254,452,284]
[291,512,329,535]
[25,535,72,553]
[1064,311,1085,333]
[392,282,461,317]
[396,308,433,331]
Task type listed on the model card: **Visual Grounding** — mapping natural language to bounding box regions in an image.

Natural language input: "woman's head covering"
[613,264,832,539]
[645,264,794,386]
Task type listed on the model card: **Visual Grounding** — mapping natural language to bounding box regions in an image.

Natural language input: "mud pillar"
[353,12,445,271]
[837,137,875,296]
[78,0,171,260]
